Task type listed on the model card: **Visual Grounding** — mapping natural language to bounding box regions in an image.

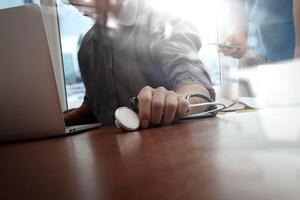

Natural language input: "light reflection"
[215,150,300,199]
[116,132,142,156]
[68,137,104,199]
[149,0,224,36]
[258,108,300,142]
[147,0,225,85]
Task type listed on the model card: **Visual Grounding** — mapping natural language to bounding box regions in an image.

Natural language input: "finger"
[224,48,238,56]
[163,91,178,124]
[137,86,153,128]
[231,52,243,58]
[176,95,189,117]
[218,47,230,53]
[151,87,167,125]
[231,48,246,58]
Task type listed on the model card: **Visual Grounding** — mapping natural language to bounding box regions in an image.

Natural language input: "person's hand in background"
[219,33,248,59]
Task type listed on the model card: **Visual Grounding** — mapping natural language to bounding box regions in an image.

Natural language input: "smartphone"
[208,43,241,50]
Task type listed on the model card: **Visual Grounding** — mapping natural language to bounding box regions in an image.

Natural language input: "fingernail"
[141,120,149,128]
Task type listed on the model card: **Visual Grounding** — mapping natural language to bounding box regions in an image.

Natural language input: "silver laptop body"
[0,5,100,142]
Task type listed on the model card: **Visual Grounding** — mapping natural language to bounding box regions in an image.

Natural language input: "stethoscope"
[115,93,227,131]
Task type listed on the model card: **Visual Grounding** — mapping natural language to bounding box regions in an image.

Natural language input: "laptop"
[0,5,101,142]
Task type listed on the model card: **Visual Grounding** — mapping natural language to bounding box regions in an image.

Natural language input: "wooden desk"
[1,107,300,200]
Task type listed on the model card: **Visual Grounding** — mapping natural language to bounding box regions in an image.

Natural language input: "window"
[0,0,40,9]
[56,0,93,109]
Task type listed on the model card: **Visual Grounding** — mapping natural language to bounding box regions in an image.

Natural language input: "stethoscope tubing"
[181,102,227,120]
[116,94,228,131]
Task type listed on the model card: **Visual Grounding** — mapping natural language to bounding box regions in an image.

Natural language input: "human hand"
[63,102,98,126]
[219,34,247,58]
[137,86,189,128]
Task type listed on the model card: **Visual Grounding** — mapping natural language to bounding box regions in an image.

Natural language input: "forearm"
[293,0,300,57]
[227,0,248,35]
[220,0,248,58]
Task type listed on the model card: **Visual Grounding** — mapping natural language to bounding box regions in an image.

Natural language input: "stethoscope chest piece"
[115,107,140,131]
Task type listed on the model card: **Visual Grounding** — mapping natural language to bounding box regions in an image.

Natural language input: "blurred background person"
[219,0,300,67]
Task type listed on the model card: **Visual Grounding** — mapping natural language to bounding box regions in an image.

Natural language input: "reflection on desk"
[0,106,300,200]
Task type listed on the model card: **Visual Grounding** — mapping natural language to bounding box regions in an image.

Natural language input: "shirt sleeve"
[149,18,215,100]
